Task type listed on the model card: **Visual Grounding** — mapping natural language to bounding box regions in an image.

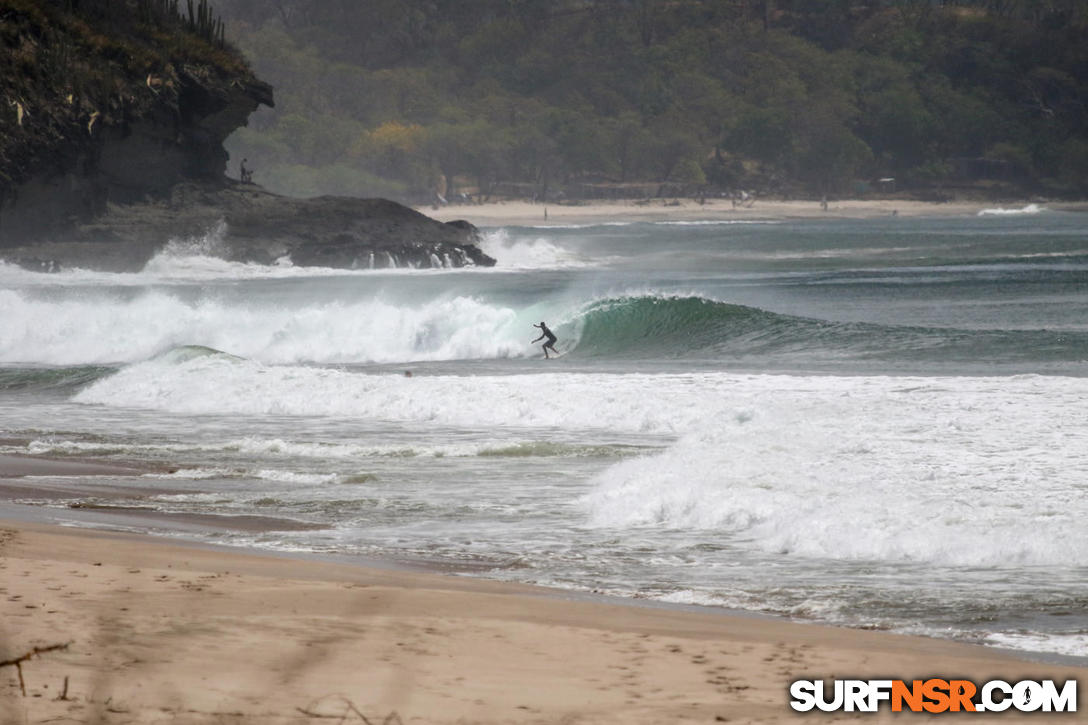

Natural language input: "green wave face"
[151,345,244,364]
[0,365,117,392]
[0,347,243,394]
[568,295,821,358]
[477,441,649,458]
[565,295,1088,364]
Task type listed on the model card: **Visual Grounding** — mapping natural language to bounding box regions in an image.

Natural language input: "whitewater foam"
[254,469,341,485]
[478,229,592,269]
[521,222,635,229]
[0,221,483,287]
[0,255,373,287]
[74,356,720,432]
[986,632,1088,658]
[143,467,338,485]
[0,289,528,364]
[70,353,1088,569]
[654,220,779,226]
[144,467,235,480]
[20,435,612,460]
[978,203,1046,216]
[4,290,798,367]
[575,375,1088,569]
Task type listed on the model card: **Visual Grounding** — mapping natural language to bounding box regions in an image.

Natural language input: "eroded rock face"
[0,60,493,272]
[184,186,493,270]
[0,63,273,244]
[0,6,492,272]
[0,183,493,272]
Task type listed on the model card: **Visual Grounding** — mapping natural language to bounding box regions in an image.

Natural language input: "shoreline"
[2,518,1084,724]
[4,501,1086,668]
[4,453,1088,662]
[416,197,1088,226]
[2,457,1086,722]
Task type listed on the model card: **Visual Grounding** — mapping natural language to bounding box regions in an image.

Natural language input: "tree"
[723,106,794,168]
[210,0,1088,199]
[795,111,871,192]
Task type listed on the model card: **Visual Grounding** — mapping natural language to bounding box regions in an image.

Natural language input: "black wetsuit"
[534,323,558,356]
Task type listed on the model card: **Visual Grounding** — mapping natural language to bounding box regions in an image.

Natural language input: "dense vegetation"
[215,1,1088,201]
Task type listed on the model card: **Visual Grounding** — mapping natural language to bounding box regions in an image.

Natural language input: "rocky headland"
[0,0,491,272]
[4,182,493,272]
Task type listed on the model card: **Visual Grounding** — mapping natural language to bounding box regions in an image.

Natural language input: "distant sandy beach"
[419,198,1088,227]
[1,460,1083,724]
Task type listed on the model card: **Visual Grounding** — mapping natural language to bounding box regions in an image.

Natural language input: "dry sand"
[418,198,1086,227]
[1,517,1083,724]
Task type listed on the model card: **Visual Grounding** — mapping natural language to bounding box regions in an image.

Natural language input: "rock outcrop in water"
[0,0,492,272]
[3,182,491,272]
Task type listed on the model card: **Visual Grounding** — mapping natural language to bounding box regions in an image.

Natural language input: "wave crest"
[0,290,526,364]
[978,203,1046,216]
[563,294,1088,364]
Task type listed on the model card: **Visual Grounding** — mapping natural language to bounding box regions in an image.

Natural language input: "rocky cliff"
[0,0,491,271]
[5,183,493,272]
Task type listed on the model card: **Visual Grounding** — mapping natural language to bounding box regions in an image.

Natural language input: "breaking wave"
[0,289,526,364]
[5,287,1088,367]
[69,351,1088,569]
[977,203,1046,216]
[563,294,1088,364]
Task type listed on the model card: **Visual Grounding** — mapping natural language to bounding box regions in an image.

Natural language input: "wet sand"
[0,454,147,479]
[0,454,326,535]
[1,498,1083,723]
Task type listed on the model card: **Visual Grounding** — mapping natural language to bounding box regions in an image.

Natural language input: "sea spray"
[0,291,527,364]
[478,228,592,269]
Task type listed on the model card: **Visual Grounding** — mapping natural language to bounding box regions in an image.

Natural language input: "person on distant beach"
[532,322,558,358]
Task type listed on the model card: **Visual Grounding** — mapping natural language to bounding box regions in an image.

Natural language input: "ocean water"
[2,206,1087,659]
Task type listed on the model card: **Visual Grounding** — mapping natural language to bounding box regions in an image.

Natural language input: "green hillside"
[217,1,1088,202]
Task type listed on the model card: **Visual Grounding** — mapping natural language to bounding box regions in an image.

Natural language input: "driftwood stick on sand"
[0,641,72,696]
[295,694,403,725]
[55,674,70,701]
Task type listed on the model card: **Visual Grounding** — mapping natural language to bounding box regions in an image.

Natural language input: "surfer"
[532,321,558,358]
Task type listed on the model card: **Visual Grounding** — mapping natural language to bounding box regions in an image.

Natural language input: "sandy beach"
[2,523,1084,725]
[417,198,1087,227]
[1,455,1083,724]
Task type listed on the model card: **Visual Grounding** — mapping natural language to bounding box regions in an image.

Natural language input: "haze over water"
[2,206,1087,659]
